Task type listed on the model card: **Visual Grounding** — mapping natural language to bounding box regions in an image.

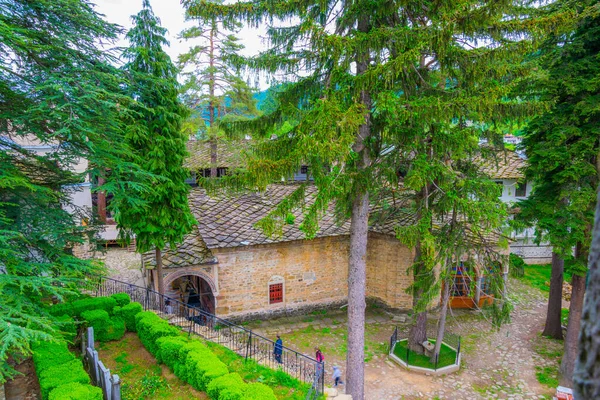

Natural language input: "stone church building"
[141,140,510,321]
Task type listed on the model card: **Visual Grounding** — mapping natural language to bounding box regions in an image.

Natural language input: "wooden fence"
[82,327,121,400]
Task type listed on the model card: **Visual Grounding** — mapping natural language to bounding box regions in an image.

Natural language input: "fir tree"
[178,13,258,177]
[0,0,146,382]
[116,0,196,296]
[517,0,600,385]
[183,0,556,395]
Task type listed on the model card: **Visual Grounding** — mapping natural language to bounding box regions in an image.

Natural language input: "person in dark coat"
[274,335,283,364]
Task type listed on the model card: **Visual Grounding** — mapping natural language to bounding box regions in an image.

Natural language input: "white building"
[4,134,119,243]
[479,150,552,264]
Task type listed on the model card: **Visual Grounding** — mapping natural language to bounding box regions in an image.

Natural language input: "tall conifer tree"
[116,0,196,295]
[518,0,599,385]
[0,0,147,381]
[183,0,556,396]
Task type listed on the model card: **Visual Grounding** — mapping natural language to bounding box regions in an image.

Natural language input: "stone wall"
[511,238,553,264]
[212,235,351,320]
[366,233,414,311]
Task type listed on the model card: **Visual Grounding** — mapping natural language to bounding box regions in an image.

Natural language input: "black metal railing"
[86,275,324,396]
[388,325,461,371]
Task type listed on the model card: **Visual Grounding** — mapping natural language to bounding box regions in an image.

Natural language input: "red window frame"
[269,283,283,304]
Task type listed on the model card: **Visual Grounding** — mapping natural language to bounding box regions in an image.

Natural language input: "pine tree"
[518,0,599,385]
[0,0,145,382]
[183,0,556,396]
[178,14,258,177]
[116,0,196,296]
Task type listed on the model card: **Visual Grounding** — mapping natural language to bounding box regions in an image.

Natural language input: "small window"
[515,182,527,197]
[451,263,471,297]
[269,283,283,304]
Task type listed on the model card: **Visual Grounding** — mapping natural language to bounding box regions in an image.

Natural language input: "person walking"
[332,365,344,387]
[274,335,283,364]
[315,347,324,380]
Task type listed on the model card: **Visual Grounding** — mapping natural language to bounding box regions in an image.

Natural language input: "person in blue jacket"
[274,334,283,364]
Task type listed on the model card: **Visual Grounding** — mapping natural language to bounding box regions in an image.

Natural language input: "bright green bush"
[38,359,90,400]
[206,373,246,400]
[81,309,125,342]
[55,314,78,343]
[156,336,187,368]
[50,297,117,318]
[244,382,278,400]
[111,292,131,306]
[113,301,143,332]
[48,382,103,400]
[135,311,180,356]
[31,341,75,376]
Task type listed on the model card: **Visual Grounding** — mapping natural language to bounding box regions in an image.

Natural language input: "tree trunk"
[542,252,565,340]
[209,20,217,178]
[408,235,428,354]
[560,273,586,385]
[574,191,600,398]
[344,14,372,400]
[346,190,369,400]
[431,277,450,363]
[155,247,165,295]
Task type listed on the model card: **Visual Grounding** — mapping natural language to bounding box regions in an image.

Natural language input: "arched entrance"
[169,274,216,314]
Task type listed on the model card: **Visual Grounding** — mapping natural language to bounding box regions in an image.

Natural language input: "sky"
[93,0,268,87]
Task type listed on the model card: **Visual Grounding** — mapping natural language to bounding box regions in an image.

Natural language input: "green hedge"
[113,302,143,332]
[31,341,95,400]
[135,311,180,356]
[48,382,103,400]
[81,309,125,342]
[150,327,277,400]
[50,297,117,318]
[110,292,131,307]
[244,382,279,400]
[207,373,246,400]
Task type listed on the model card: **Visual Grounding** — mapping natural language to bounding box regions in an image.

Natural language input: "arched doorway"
[170,274,215,314]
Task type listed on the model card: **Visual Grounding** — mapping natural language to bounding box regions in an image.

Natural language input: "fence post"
[245,331,252,360]
[98,361,111,400]
[435,354,439,371]
[111,375,121,400]
[456,336,461,365]
[81,328,86,356]
[87,327,95,350]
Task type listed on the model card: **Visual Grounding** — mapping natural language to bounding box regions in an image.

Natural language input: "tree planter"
[388,339,461,376]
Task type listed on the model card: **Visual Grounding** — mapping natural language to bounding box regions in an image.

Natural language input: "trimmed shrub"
[50,297,117,318]
[156,336,187,368]
[113,301,143,332]
[194,355,229,391]
[244,382,278,400]
[31,341,75,376]
[135,311,180,356]
[111,292,131,307]
[38,359,90,400]
[55,314,78,343]
[81,309,125,342]
[206,373,246,400]
[48,382,103,400]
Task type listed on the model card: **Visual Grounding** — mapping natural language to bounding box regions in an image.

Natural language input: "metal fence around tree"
[86,275,325,397]
[388,325,461,371]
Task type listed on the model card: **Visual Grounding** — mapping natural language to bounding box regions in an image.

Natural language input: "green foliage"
[392,339,457,369]
[50,296,118,318]
[81,309,125,342]
[0,0,152,380]
[48,382,103,400]
[31,341,75,377]
[516,0,600,272]
[122,368,168,400]
[206,373,246,400]
[55,315,78,344]
[509,254,526,277]
[135,312,180,356]
[155,336,188,367]
[111,293,131,307]
[114,0,196,255]
[244,382,278,400]
[517,264,573,292]
[113,302,143,332]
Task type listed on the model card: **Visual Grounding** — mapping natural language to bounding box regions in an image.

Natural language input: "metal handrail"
[86,275,325,395]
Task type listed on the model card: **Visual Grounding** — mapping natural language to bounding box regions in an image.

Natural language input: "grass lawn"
[393,339,457,369]
[97,333,207,400]
[532,333,563,389]
[517,264,572,293]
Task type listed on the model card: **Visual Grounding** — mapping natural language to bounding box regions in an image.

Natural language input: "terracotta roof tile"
[477,150,525,180]
[184,140,249,171]
[142,226,217,269]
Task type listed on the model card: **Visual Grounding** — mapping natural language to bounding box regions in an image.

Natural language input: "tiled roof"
[189,184,355,248]
[477,150,525,180]
[184,140,249,171]
[142,226,216,268]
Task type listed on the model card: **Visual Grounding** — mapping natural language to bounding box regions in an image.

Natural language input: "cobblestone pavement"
[244,279,556,400]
